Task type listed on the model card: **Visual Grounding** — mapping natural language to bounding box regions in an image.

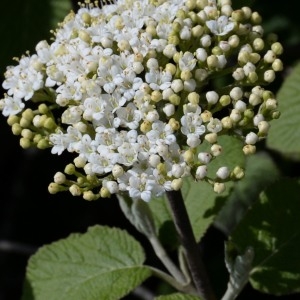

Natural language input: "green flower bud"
[12,123,22,135]
[20,137,31,149]
[271,42,283,55]
[37,139,50,149]
[65,163,76,175]
[22,108,34,121]
[7,115,20,126]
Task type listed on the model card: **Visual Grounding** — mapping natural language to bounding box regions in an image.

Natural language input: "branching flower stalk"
[0,0,283,298]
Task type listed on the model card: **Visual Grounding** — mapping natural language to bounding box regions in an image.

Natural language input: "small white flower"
[206,16,234,36]
[179,52,196,71]
[0,96,25,116]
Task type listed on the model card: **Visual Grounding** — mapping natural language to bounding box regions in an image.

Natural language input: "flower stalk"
[166,190,216,300]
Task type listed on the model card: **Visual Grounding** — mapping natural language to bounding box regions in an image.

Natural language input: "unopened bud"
[214,182,226,193]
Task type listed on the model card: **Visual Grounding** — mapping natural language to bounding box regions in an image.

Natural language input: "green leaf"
[183,135,245,242]
[22,225,152,300]
[0,0,72,74]
[229,178,300,295]
[267,61,300,160]
[148,196,179,249]
[155,293,203,300]
[215,151,280,235]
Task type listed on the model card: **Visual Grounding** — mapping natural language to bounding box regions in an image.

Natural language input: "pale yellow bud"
[243,144,256,155]
[205,132,218,144]
[221,116,233,129]
[20,137,31,149]
[69,184,82,196]
[214,182,226,193]
[168,118,180,131]
[171,178,183,191]
[188,92,200,105]
[201,110,212,122]
[183,149,194,164]
[100,187,111,198]
[7,115,20,126]
[83,190,97,201]
[12,123,22,135]
[48,182,61,194]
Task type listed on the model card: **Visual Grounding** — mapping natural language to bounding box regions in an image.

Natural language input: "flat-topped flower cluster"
[0,0,283,201]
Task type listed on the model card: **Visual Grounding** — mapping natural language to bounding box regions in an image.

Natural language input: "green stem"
[148,235,187,285]
[149,266,197,295]
[166,190,216,300]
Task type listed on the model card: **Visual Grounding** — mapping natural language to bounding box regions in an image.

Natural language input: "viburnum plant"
[2,0,298,299]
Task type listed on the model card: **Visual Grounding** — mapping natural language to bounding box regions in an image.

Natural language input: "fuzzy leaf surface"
[22,225,151,300]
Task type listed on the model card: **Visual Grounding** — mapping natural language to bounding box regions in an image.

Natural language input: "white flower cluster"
[0,0,283,201]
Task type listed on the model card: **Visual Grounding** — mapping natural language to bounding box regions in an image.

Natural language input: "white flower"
[115,102,142,129]
[179,52,196,71]
[206,16,234,36]
[0,96,25,116]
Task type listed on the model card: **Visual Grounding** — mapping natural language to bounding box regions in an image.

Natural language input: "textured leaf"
[22,225,151,300]
[183,135,245,242]
[267,61,300,159]
[215,152,280,235]
[155,293,203,300]
[229,178,300,295]
[0,0,72,74]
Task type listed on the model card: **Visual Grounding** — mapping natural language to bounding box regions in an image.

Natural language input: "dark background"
[1,0,300,299]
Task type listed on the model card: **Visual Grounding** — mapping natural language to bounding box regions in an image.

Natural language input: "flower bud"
[264,70,275,83]
[205,132,218,144]
[112,164,124,178]
[271,42,283,55]
[48,182,61,194]
[206,91,219,105]
[231,166,245,180]
[216,166,230,179]
[245,132,258,144]
[198,152,212,164]
[230,87,243,101]
[171,178,183,191]
[182,149,193,164]
[196,165,207,179]
[83,190,97,201]
[20,137,31,149]
[214,182,226,193]
[221,116,233,129]
[106,181,119,194]
[100,187,111,198]
[211,144,222,156]
[258,120,270,134]
[69,184,82,196]
[54,172,66,184]
[149,154,161,167]
[243,144,256,155]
